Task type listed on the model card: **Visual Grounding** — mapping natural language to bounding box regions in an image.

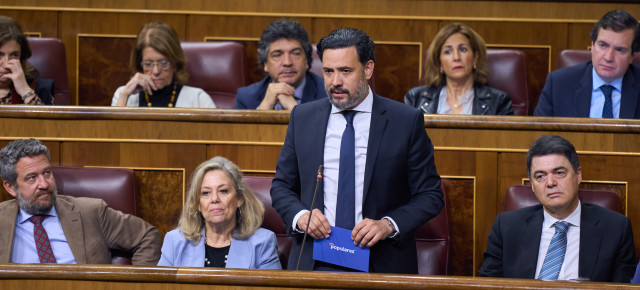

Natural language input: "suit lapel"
[575,64,593,117]
[363,94,387,201]
[578,204,600,279]
[226,238,251,268]
[311,100,331,211]
[56,198,86,263]
[301,74,317,104]
[0,201,18,262]
[519,209,544,278]
[620,65,640,118]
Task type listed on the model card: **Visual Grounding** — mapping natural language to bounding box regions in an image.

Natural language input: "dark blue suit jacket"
[234,72,326,109]
[478,203,636,282]
[534,61,640,118]
[270,93,443,274]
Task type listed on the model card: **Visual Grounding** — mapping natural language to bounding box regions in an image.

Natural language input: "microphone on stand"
[296,164,324,271]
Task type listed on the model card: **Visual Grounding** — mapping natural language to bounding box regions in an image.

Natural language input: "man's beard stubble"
[16,187,57,215]
[327,72,368,110]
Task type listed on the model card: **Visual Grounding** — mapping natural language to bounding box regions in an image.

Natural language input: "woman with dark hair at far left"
[0,16,54,105]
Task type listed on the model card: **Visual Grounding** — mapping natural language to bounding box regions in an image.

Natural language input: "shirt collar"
[17,204,58,224]
[592,68,623,92]
[542,200,581,228]
[330,86,373,114]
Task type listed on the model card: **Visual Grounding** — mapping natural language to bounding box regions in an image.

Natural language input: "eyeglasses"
[141,60,171,70]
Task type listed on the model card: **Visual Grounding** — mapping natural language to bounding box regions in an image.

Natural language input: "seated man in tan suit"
[0,138,161,264]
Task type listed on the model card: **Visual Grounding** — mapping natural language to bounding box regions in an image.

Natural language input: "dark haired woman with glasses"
[112,22,215,108]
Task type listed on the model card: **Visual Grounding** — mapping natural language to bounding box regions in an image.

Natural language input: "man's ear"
[3,181,17,198]
[364,60,375,81]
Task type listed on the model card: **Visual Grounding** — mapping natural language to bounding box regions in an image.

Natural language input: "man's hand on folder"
[352,218,393,248]
[297,209,331,239]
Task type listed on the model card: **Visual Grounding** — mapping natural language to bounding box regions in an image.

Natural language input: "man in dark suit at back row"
[270,27,443,273]
[534,9,640,119]
[234,20,326,110]
[479,135,636,282]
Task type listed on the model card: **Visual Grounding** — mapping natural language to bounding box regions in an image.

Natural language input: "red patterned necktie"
[28,215,57,263]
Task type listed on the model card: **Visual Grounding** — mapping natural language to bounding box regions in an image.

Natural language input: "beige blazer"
[0,195,161,265]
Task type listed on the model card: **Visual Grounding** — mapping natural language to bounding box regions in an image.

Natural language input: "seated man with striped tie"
[478,135,636,282]
[0,138,161,265]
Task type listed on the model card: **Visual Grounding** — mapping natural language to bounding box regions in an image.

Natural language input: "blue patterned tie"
[601,85,614,118]
[538,221,569,280]
[336,110,356,230]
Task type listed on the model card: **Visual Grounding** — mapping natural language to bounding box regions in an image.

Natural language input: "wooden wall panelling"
[4,1,640,20]
[188,15,315,41]
[207,144,282,175]
[58,11,187,105]
[441,177,475,277]
[133,168,184,236]
[0,10,59,38]
[77,35,136,106]
[473,152,498,276]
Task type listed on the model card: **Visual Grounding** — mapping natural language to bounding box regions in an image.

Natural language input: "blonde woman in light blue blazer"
[158,157,280,269]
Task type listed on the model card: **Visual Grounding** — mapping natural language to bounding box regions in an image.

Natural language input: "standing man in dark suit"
[234,20,326,110]
[479,135,636,282]
[0,138,161,265]
[534,10,640,118]
[270,28,443,274]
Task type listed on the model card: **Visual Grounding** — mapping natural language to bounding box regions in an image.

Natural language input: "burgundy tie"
[28,215,57,263]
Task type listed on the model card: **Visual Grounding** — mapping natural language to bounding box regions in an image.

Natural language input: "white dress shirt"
[535,201,581,280]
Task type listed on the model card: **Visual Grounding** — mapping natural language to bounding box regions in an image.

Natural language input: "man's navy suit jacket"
[270,93,443,274]
[234,72,326,109]
[534,61,640,118]
[478,203,636,282]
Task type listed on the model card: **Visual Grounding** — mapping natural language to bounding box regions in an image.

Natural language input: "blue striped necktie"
[538,221,569,280]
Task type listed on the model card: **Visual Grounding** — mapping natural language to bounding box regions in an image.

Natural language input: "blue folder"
[312,226,370,272]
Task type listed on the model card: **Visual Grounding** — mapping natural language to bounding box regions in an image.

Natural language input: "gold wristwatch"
[21,88,34,101]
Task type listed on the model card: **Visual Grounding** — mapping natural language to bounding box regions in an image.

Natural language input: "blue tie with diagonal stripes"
[538,221,569,280]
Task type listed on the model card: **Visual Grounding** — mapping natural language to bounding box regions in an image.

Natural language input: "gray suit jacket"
[0,195,161,265]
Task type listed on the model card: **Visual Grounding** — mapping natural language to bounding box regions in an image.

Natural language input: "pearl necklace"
[145,82,177,107]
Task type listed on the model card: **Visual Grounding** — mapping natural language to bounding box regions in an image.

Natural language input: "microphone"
[296,164,323,271]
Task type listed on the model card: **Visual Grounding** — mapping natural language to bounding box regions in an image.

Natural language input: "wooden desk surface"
[0,264,634,289]
[1,106,640,277]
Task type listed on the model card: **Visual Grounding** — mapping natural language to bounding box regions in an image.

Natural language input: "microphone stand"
[296,165,323,271]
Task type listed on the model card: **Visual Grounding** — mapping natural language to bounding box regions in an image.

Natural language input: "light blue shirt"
[273,77,307,110]
[590,69,622,118]
[11,206,76,264]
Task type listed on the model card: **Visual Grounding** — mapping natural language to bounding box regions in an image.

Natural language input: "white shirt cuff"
[292,209,310,233]
[383,216,399,238]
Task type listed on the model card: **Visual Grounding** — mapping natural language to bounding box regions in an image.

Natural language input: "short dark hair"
[257,20,313,69]
[316,28,375,65]
[0,16,39,82]
[0,138,50,187]
[590,9,640,52]
[526,135,580,177]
